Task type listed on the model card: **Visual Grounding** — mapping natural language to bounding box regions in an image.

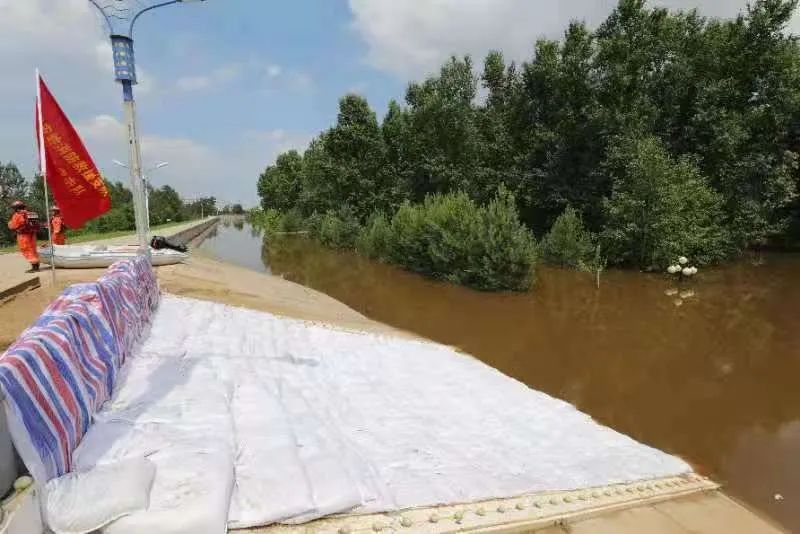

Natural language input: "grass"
[0,219,199,254]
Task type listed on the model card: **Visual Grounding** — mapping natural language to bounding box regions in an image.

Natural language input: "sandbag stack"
[0,256,159,483]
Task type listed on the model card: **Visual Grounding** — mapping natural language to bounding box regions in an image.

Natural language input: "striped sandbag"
[0,256,159,483]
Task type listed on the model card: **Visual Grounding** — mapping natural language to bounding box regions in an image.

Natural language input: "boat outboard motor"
[150,235,188,253]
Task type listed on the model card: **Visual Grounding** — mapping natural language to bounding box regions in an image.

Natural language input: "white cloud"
[0,0,277,206]
[78,115,312,206]
[266,64,282,78]
[0,0,115,98]
[349,0,800,79]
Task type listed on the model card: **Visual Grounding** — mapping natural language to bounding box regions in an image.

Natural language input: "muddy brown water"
[201,220,800,530]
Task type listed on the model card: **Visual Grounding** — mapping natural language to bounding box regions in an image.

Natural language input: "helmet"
[51,206,60,213]
[11,200,25,209]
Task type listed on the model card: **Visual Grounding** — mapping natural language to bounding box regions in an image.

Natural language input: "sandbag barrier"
[0,256,159,483]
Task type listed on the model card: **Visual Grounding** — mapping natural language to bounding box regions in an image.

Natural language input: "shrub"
[252,208,284,235]
[540,206,594,267]
[280,208,305,233]
[85,206,135,234]
[398,192,483,279]
[356,212,393,259]
[387,188,537,291]
[315,206,361,249]
[250,208,308,236]
[601,136,731,269]
[475,187,538,290]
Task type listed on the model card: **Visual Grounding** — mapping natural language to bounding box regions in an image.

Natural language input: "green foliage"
[386,189,537,291]
[258,150,303,212]
[254,209,284,234]
[601,136,731,269]
[181,197,217,220]
[249,208,306,235]
[86,205,135,233]
[148,185,184,226]
[255,0,800,285]
[541,206,595,267]
[356,212,393,259]
[0,162,29,246]
[314,207,361,249]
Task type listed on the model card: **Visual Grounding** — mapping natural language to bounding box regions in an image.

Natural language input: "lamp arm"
[128,0,182,36]
[88,0,113,33]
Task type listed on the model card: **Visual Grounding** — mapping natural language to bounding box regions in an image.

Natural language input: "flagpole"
[35,69,56,285]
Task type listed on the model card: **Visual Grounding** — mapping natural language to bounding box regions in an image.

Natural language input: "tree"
[148,185,184,225]
[403,56,482,200]
[253,0,800,274]
[258,150,303,212]
[541,206,595,267]
[515,23,610,233]
[601,135,730,269]
[0,162,28,246]
[182,197,217,219]
[475,51,527,206]
[299,95,395,220]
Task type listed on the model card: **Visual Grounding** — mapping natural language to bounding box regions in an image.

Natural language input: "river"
[201,218,800,531]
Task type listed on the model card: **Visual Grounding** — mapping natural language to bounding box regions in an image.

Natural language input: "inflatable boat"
[39,244,188,269]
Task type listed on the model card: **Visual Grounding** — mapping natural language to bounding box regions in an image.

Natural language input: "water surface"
[201,219,800,530]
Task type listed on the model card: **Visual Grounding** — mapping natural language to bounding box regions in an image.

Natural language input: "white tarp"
[67,295,690,532]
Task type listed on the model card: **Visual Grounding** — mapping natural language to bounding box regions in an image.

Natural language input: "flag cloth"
[37,75,110,228]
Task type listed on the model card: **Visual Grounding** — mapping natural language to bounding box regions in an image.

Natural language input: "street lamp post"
[89,0,205,257]
[113,159,168,234]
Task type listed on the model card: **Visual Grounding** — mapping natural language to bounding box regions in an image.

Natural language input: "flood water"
[201,218,800,530]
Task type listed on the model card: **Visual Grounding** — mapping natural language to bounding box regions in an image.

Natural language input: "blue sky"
[1,0,797,207]
[131,0,399,141]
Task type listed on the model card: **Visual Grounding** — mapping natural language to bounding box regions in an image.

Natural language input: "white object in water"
[682,267,698,277]
[39,245,187,269]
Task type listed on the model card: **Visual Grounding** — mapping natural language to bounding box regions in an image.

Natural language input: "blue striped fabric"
[0,256,159,482]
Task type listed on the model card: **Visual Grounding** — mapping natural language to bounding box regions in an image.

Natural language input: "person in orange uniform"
[50,206,66,245]
[7,200,40,272]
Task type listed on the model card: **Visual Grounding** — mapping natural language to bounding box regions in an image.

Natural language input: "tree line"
[255,0,800,289]
[0,161,217,246]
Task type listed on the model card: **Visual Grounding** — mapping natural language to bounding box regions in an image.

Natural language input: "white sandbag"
[228,377,362,528]
[277,382,362,524]
[227,379,315,528]
[103,449,234,534]
[72,343,237,534]
[44,457,155,534]
[59,295,690,532]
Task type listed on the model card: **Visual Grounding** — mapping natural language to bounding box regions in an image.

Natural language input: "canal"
[201,218,800,531]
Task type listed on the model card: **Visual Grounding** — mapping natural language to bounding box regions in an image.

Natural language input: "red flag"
[36,74,110,228]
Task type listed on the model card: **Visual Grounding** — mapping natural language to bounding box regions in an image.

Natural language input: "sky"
[1,0,798,207]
